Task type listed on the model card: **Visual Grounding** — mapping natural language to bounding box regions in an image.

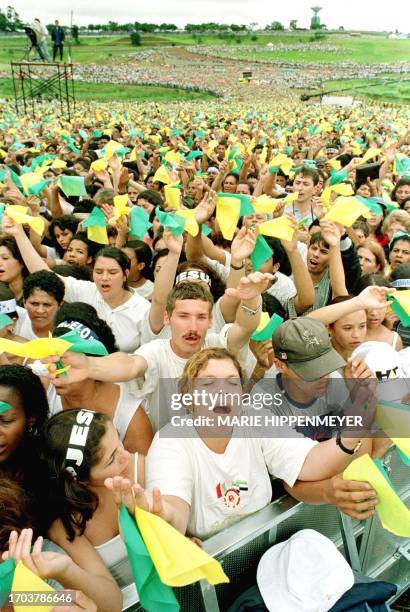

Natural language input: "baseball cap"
[257,529,354,612]
[272,318,346,381]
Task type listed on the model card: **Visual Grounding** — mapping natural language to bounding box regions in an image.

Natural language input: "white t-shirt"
[14,306,37,340]
[146,421,316,539]
[134,279,154,300]
[134,327,250,430]
[62,277,150,353]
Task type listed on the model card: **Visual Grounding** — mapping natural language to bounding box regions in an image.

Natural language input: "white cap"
[257,529,354,612]
[351,341,410,402]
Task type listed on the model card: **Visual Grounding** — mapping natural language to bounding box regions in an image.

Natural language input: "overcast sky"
[8,0,409,32]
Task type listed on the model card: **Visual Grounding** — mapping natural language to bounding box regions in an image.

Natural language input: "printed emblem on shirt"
[216,480,248,508]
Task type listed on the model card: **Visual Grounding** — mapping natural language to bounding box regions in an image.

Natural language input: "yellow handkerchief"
[216,197,240,240]
[259,216,295,241]
[164,150,181,167]
[253,195,277,214]
[153,166,171,185]
[135,506,229,586]
[344,454,410,537]
[51,159,67,170]
[111,194,129,220]
[5,205,45,236]
[362,147,381,164]
[175,209,199,237]
[104,140,123,160]
[12,561,55,612]
[19,172,42,194]
[324,196,369,227]
[91,158,108,172]
[322,183,354,207]
[164,185,181,210]
[0,337,70,359]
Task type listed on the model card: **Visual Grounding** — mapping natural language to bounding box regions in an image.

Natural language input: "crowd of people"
[0,96,409,609]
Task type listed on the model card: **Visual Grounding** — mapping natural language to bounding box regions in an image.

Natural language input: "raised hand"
[194,191,216,224]
[324,475,378,521]
[3,529,71,582]
[280,214,299,251]
[230,226,256,263]
[356,285,395,310]
[1,214,23,237]
[162,227,184,255]
[320,219,341,247]
[225,272,274,302]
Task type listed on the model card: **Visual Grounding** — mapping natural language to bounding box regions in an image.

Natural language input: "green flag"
[250,235,273,272]
[0,559,15,606]
[57,176,87,197]
[119,505,180,612]
[28,178,52,197]
[57,329,109,356]
[251,313,284,342]
[130,207,152,239]
[156,207,186,236]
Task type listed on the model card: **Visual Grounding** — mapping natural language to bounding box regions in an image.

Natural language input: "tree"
[290,19,298,30]
[265,21,284,31]
[130,31,141,46]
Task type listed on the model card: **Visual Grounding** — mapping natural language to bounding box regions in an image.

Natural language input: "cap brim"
[288,348,346,381]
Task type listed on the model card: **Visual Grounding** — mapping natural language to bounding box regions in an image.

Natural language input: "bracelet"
[336,429,362,455]
[230,260,245,270]
[240,302,262,316]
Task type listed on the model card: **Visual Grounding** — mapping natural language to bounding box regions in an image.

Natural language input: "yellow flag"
[109,194,130,221]
[88,226,109,245]
[390,290,410,316]
[343,454,410,537]
[104,140,123,160]
[283,192,298,205]
[362,147,381,164]
[175,209,199,236]
[51,159,67,170]
[164,185,181,210]
[322,183,354,207]
[153,166,171,185]
[328,159,341,171]
[376,402,410,438]
[5,205,45,236]
[323,196,369,227]
[392,438,410,459]
[135,506,229,586]
[164,150,181,167]
[253,195,277,214]
[19,172,42,194]
[254,311,270,333]
[259,216,295,241]
[216,197,240,240]
[0,336,70,359]
[11,561,55,612]
[91,158,108,172]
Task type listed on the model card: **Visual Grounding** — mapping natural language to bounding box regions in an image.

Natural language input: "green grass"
[0,33,408,67]
[0,78,215,102]
[320,77,410,104]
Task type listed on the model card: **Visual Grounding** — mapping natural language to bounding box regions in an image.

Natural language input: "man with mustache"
[49,272,272,430]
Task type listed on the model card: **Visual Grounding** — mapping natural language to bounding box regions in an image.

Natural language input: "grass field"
[0,78,214,102]
[0,33,409,67]
[319,77,410,105]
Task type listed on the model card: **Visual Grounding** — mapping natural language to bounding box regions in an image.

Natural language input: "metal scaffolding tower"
[10,62,76,120]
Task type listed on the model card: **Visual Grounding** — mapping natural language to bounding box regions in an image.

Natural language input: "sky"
[7,0,409,32]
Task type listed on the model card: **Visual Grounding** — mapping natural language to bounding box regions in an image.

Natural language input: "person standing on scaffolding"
[30,18,51,61]
[51,20,65,62]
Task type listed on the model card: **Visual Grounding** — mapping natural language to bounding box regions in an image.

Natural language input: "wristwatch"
[336,429,362,455]
[240,302,262,316]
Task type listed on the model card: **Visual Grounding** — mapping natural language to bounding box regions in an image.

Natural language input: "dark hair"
[136,189,163,208]
[0,236,29,280]
[0,478,31,550]
[390,263,410,284]
[352,220,370,238]
[354,273,390,295]
[310,231,330,250]
[176,260,225,301]
[223,172,239,185]
[264,237,291,275]
[73,157,91,171]
[294,167,320,186]
[53,264,92,281]
[124,240,153,281]
[392,178,410,203]
[70,231,99,260]
[53,302,118,353]
[49,215,79,257]
[23,270,65,304]
[43,410,109,540]
[261,292,286,321]
[93,247,131,290]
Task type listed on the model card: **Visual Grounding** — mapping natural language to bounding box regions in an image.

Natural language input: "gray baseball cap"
[272,318,346,381]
